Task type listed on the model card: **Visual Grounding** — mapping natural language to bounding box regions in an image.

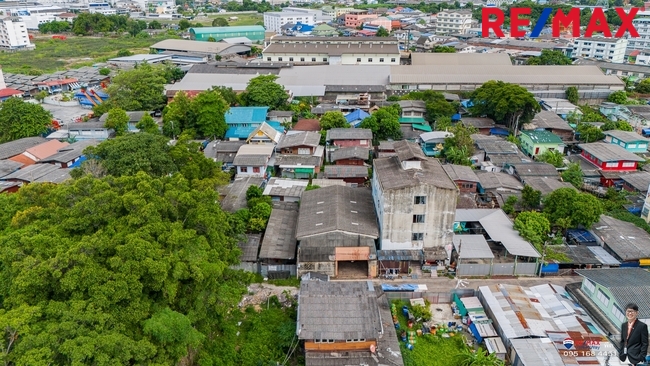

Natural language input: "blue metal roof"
[225,107,269,125]
[292,22,314,32]
[345,109,370,124]
[224,122,284,139]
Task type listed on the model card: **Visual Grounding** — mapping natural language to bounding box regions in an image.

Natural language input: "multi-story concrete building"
[263,8,318,33]
[572,37,628,64]
[0,18,33,50]
[262,36,400,65]
[435,10,472,35]
[372,140,458,260]
[9,5,66,30]
[344,10,377,28]
[627,10,650,52]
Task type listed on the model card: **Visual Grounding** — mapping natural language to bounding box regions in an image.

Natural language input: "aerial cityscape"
[0,0,649,364]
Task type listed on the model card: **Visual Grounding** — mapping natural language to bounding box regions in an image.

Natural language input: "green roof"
[190,25,265,35]
[412,123,432,132]
[520,129,563,144]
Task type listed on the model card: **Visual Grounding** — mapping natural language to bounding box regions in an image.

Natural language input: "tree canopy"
[470,81,540,133]
[104,108,129,136]
[536,150,564,168]
[433,45,456,53]
[525,50,572,65]
[99,63,168,113]
[359,105,402,142]
[0,97,53,143]
[240,75,288,110]
[543,187,603,229]
[0,172,250,365]
[401,90,458,124]
[600,120,634,132]
[319,111,349,144]
[443,123,478,166]
[162,89,229,139]
[375,26,389,37]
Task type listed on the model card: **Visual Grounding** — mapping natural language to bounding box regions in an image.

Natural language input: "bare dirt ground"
[238,283,299,309]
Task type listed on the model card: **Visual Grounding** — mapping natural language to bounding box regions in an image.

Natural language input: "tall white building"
[628,12,650,52]
[263,8,319,33]
[0,18,33,50]
[9,5,66,30]
[572,37,628,64]
[435,10,472,35]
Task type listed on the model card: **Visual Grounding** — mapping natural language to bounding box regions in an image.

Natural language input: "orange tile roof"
[8,154,35,167]
[25,140,69,161]
[293,119,321,132]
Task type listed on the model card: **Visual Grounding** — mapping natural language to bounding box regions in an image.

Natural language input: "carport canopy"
[452,234,494,259]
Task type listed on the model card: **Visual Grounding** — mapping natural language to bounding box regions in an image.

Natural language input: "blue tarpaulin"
[451,113,461,121]
[469,323,483,343]
[541,263,559,273]
[381,284,419,292]
[490,127,510,136]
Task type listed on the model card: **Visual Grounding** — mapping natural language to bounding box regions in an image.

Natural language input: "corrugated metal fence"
[260,264,297,278]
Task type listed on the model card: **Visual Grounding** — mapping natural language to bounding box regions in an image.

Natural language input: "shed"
[591,215,650,262]
[258,202,299,262]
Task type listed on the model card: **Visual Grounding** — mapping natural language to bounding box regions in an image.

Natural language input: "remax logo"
[563,338,574,350]
[481,7,640,38]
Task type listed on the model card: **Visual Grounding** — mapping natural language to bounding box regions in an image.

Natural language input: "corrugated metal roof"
[586,246,621,266]
[452,234,494,259]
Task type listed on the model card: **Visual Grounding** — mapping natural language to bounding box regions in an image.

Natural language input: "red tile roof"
[293,119,321,132]
[0,88,23,98]
[8,154,35,167]
[36,78,78,87]
[25,140,69,161]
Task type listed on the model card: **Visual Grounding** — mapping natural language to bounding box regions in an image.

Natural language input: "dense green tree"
[576,123,605,142]
[249,202,272,232]
[213,86,239,106]
[127,19,148,37]
[0,173,249,365]
[502,195,519,215]
[455,347,504,366]
[163,91,193,138]
[148,20,162,29]
[600,120,634,132]
[607,90,629,104]
[162,62,185,83]
[240,75,288,110]
[207,36,217,42]
[178,19,191,30]
[525,50,572,65]
[359,105,402,142]
[191,89,229,138]
[0,97,53,143]
[104,63,167,112]
[435,116,452,131]
[565,86,579,104]
[536,149,564,168]
[38,20,71,33]
[319,111,349,144]
[635,78,650,94]
[514,211,551,247]
[116,49,133,57]
[212,18,229,27]
[168,132,227,183]
[401,90,457,123]
[135,114,160,134]
[561,163,584,189]
[103,107,129,136]
[99,67,111,76]
[246,185,263,201]
[470,81,540,133]
[375,26,389,37]
[521,185,542,210]
[543,188,603,228]
[433,45,456,53]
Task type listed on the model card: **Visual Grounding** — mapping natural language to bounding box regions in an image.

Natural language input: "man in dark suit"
[619,303,649,365]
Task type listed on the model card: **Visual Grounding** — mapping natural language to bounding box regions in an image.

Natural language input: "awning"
[294,167,314,173]
[412,123,432,132]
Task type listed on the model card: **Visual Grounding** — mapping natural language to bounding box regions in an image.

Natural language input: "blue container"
[402,306,409,316]
[406,343,414,350]
[401,335,407,342]
[395,323,400,330]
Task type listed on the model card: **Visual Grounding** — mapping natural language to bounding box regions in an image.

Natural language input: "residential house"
[40,140,98,168]
[0,160,21,180]
[525,110,574,141]
[9,140,70,167]
[604,130,650,153]
[267,110,293,124]
[0,137,47,160]
[326,128,372,149]
[524,177,575,196]
[539,98,581,117]
[274,131,324,179]
[99,111,147,132]
[397,100,426,121]
[1,163,63,184]
[330,147,369,166]
[461,117,495,135]
[219,176,264,212]
[507,162,559,184]
[246,122,284,145]
[296,186,379,278]
[297,281,404,366]
[518,130,564,157]
[292,119,320,132]
[579,142,645,186]
[372,140,458,261]
[68,122,113,141]
[472,135,530,171]
[203,140,245,169]
[345,109,370,128]
[235,234,261,273]
[575,268,650,329]
[442,164,480,193]
[621,171,650,195]
[455,209,540,276]
[590,215,650,265]
[475,171,524,208]
[323,165,369,185]
[258,202,300,274]
[225,106,281,141]
[419,131,452,157]
[232,144,275,178]
[0,181,20,194]
[376,140,397,158]
[262,178,345,202]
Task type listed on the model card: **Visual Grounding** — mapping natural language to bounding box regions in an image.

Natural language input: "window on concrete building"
[323,58,327,62]
[368,58,373,62]
[278,57,283,61]
[391,58,396,62]
[253,167,260,173]
[240,167,248,173]
[613,304,626,323]
[413,214,425,223]
[289,57,294,61]
[414,196,426,204]
[412,233,424,241]
[597,289,610,307]
[622,162,636,167]
[312,57,316,61]
[267,57,271,61]
[605,162,618,168]
[584,279,595,293]
[380,58,384,62]
[357,58,361,62]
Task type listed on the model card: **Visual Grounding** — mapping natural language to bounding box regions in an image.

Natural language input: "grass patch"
[267,277,301,288]
[204,13,263,26]
[392,300,469,366]
[0,35,173,74]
